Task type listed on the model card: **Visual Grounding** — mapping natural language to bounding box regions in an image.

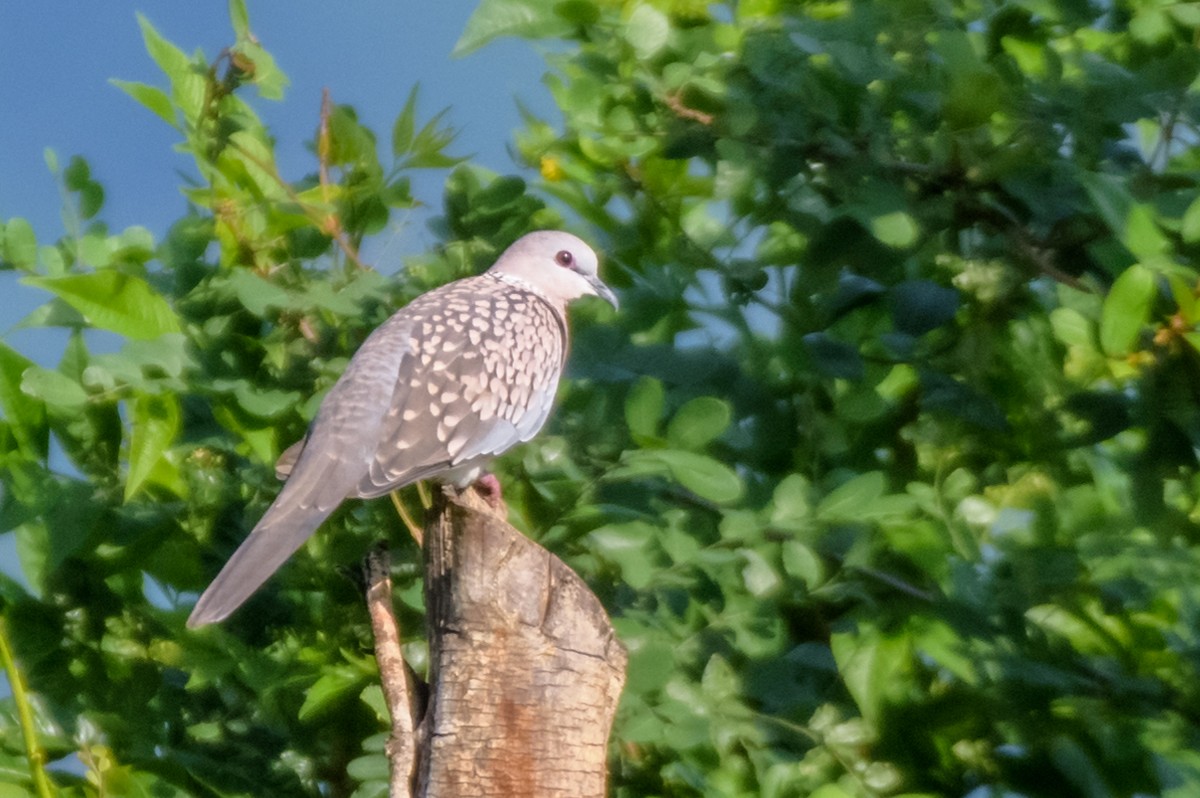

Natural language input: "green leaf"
[623,636,676,693]
[770,473,812,530]
[346,752,390,783]
[1080,172,1170,261]
[226,270,294,316]
[137,13,190,81]
[62,156,103,219]
[237,40,289,101]
[625,4,670,60]
[555,0,600,25]
[0,342,48,459]
[392,86,419,158]
[211,378,300,419]
[782,540,825,587]
[212,403,276,465]
[817,471,886,521]
[830,625,911,726]
[1049,307,1095,349]
[741,548,781,597]
[404,108,462,169]
[1,218,37,270]
[24,271,181,340]
[19,367,88,412]
[660,452,742,504]
[808,785,855,798]
[1182,195,1200,244]
[125,393,181,501]
[624,376,664,444]
[1099,264,1155,356]
[667,396,731,451]
[891,280,960,336]
[137,13,205,118]
[229,0,250,39]
[298,666,369,723]
[453,0,573,56]
[611,449,744,504]
[803,332,864,380]
[870,211,919,249]
[15,479,99,588]
[1165,272,1197,322]
[588,521,656,588]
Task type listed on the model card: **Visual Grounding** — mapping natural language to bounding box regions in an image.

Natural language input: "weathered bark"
[364,546,418,798]
[416,487,627,797]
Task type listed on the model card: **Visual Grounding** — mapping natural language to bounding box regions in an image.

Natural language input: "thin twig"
[226,135,370,272]
[389,490,423,547]
[318,88,335,203]
[0,615,56,798]
[849,564,938,602]
[364,546,417,798]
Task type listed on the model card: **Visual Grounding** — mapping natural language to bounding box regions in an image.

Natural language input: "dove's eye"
[555,250,574,268]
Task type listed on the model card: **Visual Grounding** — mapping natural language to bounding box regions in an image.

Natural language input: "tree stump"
[416,487,627,797]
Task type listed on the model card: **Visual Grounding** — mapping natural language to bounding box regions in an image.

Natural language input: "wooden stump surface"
[417,487,627,797]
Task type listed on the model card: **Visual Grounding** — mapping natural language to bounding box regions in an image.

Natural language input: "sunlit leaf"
[830,626,912,726]
[1099,263,1155,356]
[24,272,181,340]
[588,521,657,588]
[0,342,47,459]
[19,367,88,412]
[624,376,664,444]
[298,666,369,723]
[453,0,572,57]
[1,218,37,270]
[125,392,181,501]
[625,4,670,60]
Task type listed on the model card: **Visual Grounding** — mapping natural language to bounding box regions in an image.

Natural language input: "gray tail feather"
[186,501,334,628]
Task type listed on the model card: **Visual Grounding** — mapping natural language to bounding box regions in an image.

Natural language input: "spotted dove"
[187,230,616,627]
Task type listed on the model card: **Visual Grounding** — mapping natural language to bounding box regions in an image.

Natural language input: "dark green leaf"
[891,281,959,336]
[803,332,864,380]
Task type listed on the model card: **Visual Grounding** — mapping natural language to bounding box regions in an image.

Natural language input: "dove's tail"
[186,498,335,628]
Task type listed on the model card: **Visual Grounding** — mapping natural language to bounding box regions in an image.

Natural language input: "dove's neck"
[488,271,566,314]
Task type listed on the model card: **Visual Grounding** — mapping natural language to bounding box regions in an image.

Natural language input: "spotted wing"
[353,277,567,498]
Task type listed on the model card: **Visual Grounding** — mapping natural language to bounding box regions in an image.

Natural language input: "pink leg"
[473,473,503,508]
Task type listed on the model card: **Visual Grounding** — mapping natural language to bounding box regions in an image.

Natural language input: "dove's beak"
[585,273,619,310]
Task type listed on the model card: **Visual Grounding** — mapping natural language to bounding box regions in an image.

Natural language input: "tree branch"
[364,546,420,798]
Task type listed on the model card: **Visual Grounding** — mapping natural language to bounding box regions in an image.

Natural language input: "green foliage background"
[3,0,1200,795]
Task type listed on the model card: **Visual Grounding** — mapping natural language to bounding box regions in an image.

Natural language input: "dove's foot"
[470,470,504,506]
[472,473,504,508]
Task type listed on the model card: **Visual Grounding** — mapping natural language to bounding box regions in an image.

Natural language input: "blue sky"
[0,2,556,586]
[0,1,554,346]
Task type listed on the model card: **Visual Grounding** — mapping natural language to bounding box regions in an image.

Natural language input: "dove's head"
[488,230,618,310]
